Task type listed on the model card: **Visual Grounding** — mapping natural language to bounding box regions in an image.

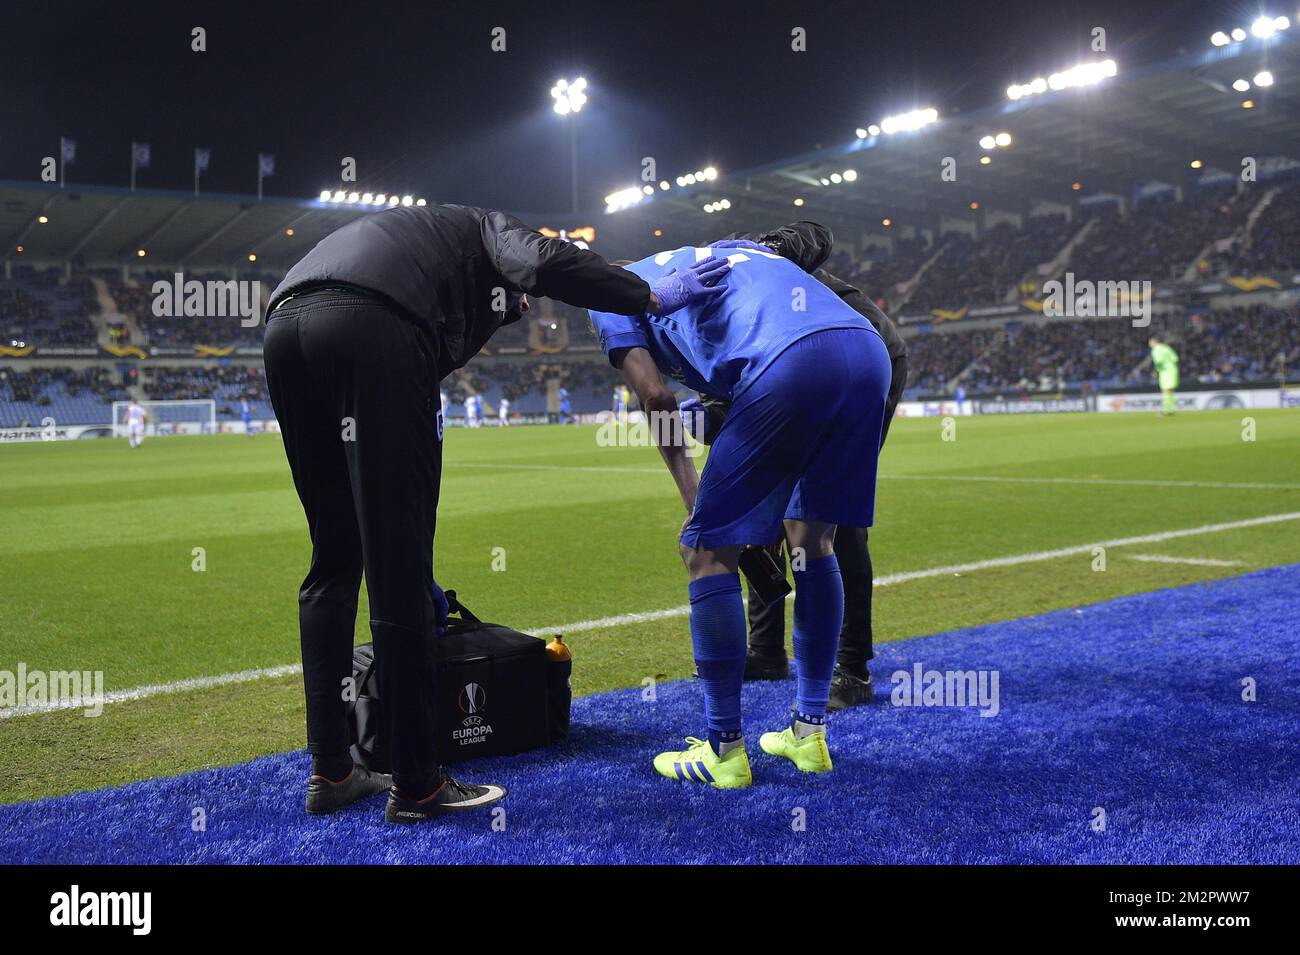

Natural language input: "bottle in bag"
[545,634,573,739]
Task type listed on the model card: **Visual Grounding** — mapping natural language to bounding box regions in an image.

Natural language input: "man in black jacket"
[264,204,728,823]
[694,222,908,709]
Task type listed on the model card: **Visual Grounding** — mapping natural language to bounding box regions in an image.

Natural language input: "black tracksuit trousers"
[264,289,444,797]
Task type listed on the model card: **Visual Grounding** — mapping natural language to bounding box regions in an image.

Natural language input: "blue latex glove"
[431,579,450,635]
[710,239,769,252]
[652,256,730,315]
[679,397,705,441]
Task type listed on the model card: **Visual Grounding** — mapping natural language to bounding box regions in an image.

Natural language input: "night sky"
[1,0,1225,212]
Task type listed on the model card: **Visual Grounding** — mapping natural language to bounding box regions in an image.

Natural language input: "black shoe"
[827,664,874,712]
[744,649,790,681]
[384,773,507,824]
[305,764,393,815]
[691,650,790,681]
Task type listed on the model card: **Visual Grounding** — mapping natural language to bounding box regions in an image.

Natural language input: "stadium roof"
[4,28,1300,271]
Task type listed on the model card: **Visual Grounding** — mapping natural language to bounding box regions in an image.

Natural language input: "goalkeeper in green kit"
[1149,336,1179,416]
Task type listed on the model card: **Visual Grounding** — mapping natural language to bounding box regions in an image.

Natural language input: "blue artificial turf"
[4,566,1298,864]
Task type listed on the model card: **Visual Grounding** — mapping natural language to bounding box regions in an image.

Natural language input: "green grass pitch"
[2,409,1298,803]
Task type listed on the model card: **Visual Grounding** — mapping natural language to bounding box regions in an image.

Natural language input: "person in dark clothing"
[264,203,729,823]
[690,222,908,710]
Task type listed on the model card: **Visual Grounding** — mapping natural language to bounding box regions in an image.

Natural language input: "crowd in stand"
[1068,188,1252,285]
[1229,185,1300,275]
[0,274,98,348]
[902,303,1300,396]
[4,182,1300,420]
[907,215,1076,311]
[0,366,125,407]
[448,357,620,406]
[142,365,268,410]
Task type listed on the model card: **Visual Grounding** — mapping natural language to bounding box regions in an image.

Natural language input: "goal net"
[111,399,217,437]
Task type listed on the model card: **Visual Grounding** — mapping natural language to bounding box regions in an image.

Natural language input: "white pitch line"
[457,462,1300,491]
[881,474,1300,491]
[0,663,303,719]
[4,509,1296,719]
[1129,554,1247,567]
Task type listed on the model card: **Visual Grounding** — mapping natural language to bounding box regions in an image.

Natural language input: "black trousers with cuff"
[264,289,444,797]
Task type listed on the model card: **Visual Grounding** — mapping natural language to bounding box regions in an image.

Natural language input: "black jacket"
[270,204,651,377]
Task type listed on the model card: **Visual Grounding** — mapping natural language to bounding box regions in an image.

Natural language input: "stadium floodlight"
[843,169,858,181]
[995,132,1012,147]
[703,203,715,213]
[604,185,645,213]
[979,135,996,149]
[389,195,400,206]
[659,180,670,190]
[675,176,687,187]
[319,190,332,201]
[1009,60,1115,100]
[1276,16,1291,29]
[1252,16,1277,38]
[1254,71,1275,87]
[551,76,588,115]
[332,190,346,202]
[346,192,360,203]
[1231,27,1247,41]
[703,166,718,180]
[855,127,868,139]
[416,198,427,206]
[641,185,654,195]
[867,124,881,136]
[1190,159,1204,169]
[1210,31,1231,46]
[136,249,146,257]
[819,177,830,185]
[401,195,413,206]
[719,199,730,209]
[793,197,805,206]
[830,172,843,183]
[879,107,939,134]
[979,155,992,165]
[1233,78,1251,92]
[361,193,374,204]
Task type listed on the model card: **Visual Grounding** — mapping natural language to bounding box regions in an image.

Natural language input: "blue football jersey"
[589,245,876,399]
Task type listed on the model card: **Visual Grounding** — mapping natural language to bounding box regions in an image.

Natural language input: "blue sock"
[688,574,746,754]
[792,554,844,719]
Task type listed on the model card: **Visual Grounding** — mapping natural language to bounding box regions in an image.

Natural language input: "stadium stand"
[3,173,1300,424]
[0,366,126,426]
[0,267,98,349]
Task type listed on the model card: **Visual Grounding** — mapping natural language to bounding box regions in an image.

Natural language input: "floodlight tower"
[551,77,588,214]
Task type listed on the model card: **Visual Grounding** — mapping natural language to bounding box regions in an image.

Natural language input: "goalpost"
[111,399,218,437]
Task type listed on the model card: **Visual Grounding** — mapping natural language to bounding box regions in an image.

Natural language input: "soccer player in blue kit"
[589,241,891,788]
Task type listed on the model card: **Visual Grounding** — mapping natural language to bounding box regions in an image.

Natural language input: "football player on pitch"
[589,241,890,788]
